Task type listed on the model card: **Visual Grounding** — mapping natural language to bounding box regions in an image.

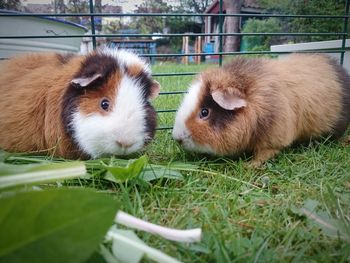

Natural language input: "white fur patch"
[100,48,151,76]
[172,80,216,154]
[72,75,147,157]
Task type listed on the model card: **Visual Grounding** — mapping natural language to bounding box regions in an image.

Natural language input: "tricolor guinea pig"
[0,48,160,159]
[173,54,350,166]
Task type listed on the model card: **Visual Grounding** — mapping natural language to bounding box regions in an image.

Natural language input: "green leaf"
[104,155,148,183]
[292,198,350,241]
[0,188,118,263]
[141,166,184,182]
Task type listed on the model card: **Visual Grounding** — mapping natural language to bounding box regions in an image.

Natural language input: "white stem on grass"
[0,164,86,189]
[115,211,202,243]
[107,230,182,263]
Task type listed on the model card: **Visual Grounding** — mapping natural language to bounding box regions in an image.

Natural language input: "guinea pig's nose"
[116,140,132,149]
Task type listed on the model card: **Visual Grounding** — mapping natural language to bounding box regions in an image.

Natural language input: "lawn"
[0,62,349,263]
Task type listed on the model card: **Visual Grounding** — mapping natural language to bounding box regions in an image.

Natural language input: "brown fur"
[186,54,349,166]
[0,53,85,158]
[78,72,121,116]
[127,64,144,77]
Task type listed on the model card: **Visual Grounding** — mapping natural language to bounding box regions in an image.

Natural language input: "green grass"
[1,62,350,262]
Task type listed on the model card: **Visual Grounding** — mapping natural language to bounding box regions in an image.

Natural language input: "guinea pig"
[0,48,160,159]
[172,54,350,166]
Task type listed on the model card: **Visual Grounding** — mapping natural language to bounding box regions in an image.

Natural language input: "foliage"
[178,0,214,31]
[161,17,202,53]
[257,0,348,42]
[0,188,118,263]
[179,0,213,13]
[241,18,282,51]
[291,194,350,242]
[53,0,66,14]
[130,0,204,53]
[0,0,21,11]
[64,0,90,24]
[131,0,172,34]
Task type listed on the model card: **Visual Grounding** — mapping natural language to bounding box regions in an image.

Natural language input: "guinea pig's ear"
[148,80,161,100]
[70,73,102,88]
[211,88,247,110]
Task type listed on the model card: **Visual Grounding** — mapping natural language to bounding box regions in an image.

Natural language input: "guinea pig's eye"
[100,99,110,111]
[199,108,210,119]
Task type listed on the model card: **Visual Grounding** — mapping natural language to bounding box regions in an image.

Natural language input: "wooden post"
[182,36,189,65]
[195,36,202,65]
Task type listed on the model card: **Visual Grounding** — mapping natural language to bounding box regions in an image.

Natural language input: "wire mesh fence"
[1,0,349,130]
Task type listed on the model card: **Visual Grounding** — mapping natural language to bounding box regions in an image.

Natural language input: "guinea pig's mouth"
[175,136,216,155]
[86,140,144,158]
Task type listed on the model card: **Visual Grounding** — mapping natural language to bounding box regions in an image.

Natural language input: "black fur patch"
[61,83,84,138]
[328,58,350,138]
[133,70,153,99]
[132,70,157,141]
[200,91,237,129]
[143,102,157,143]
[61,53,119,138]
[72,53,119,89]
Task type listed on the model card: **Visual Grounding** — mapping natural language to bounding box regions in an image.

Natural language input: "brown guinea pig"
[172,54,350,166]
[0,48,160,159]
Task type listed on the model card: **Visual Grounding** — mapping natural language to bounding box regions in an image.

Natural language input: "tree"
[241,17,282,51]
[180,0,213,13]
[132,0,172,33]
[53,0,66,14]
[223,0,243,52]
[179,0,213,29]
[66,0,89,24]
[0,0,21,11]
[257,0,348,42]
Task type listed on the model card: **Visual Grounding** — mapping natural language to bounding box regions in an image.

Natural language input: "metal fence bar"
[159,91,187,95]
[341,0,350,64]
[138,50,348,58]
[219,0,223,66]
[0,13,348,19]
[153,72,197,77]
[88,0,96,49]
[156,126,173,130]
[1,32,346,39]
[156,109,178,113]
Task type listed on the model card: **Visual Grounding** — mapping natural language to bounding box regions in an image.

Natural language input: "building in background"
[204,0,262,53]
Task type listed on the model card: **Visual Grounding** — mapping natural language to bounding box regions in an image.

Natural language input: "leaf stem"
[107,231,182,263]
[115,211,202,243]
